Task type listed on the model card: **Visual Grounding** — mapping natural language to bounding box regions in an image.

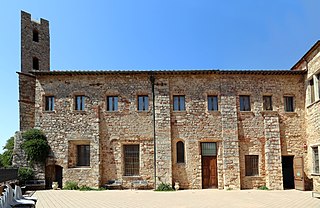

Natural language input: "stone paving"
[33,189,320,208]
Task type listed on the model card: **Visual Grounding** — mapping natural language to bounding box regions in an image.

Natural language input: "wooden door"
[294,156,305,191]
[202,156,217,188]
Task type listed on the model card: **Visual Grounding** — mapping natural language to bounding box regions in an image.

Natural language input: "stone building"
[13,11,320,191]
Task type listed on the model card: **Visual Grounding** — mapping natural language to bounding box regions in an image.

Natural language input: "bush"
[22,129,50,164]
[155,182,175,191]
[79,185,94,191]
[64,181,79,190]
[258,185,269,190]
[18,167,34,183]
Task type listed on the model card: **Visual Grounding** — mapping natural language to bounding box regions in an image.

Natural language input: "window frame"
[137,95,149,112]
[207,95,218,111]
[284,96,294,112]
[44,96,54,112]
[239,95,251,111]
[245,155,259,176]
[75,95,85,111]
[312,146,320,174]
[124,144,140,176]
[173,95,186,111]
[263,96,273,111]
[33,29,39,42]
[107,96,119,112]
[176,141,185,163]
[77,145,90,167]
[32,57,39,70]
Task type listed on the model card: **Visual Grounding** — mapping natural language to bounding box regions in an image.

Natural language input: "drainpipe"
[150,72,157,189]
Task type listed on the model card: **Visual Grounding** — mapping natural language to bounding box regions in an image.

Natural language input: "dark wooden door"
[294,156,305,190]
[55,165,63,189]
[202,156,217,188]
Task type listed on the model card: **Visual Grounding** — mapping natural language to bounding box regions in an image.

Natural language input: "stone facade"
[13,11,320,191]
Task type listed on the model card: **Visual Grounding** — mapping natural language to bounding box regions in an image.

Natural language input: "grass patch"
[155,182,175,191]
[258,186,269,190]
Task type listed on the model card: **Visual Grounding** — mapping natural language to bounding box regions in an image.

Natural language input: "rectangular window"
[77,145,90,166]
[201,142,217,156]
[263,96,272,111]
[173,95,185,111]
[124,145,140,176]
[107,96,118,112]
[284,96,294,112]
[45,96,54,111]
[75,95,85,111]
[310,79,315,103]
[240,95,251,111]
[245,155,259,176]
[138,95,149,111]
[208,95,218,111]
[313,147,319,174]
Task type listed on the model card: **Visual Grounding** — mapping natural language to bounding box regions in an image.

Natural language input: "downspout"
[150,72,157,189]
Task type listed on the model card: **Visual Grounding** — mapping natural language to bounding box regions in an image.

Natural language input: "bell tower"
[21,11,50,72]
[19,11,50,131]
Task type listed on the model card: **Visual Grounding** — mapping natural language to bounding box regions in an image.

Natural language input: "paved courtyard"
[33,189,320,208]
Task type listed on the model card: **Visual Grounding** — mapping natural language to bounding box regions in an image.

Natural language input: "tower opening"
[33,57,39,70]
[33,29,39,42]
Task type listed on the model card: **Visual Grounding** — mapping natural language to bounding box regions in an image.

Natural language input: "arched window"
[33,57,39,70]
[176,141,185,163]
[33,29,39,42]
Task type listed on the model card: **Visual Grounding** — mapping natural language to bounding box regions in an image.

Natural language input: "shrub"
[18,167,34,183]
[63,181,79,190]
[22,129,50,164]
[155,182,175,191]
[79,185,94,191]
[258,185,269,190]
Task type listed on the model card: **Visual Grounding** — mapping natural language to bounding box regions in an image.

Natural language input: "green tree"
[0,136,14,167]
[22,129,50,164]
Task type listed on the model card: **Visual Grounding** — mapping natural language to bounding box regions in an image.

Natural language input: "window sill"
[73,110,87,114]
[172,111,187,114]
[176,162,186,166]
[43,110,56,113]
[122,176,141,179]
[69,166,91,169]
[244,175,261,178]
[307,99,320,108]
[311,173,320,176]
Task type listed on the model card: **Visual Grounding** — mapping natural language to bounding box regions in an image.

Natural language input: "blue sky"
[0,0,320,151]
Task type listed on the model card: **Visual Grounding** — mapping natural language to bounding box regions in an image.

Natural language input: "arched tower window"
[176,141,185,163]
[33,29,39,42]
[33,57,39,70]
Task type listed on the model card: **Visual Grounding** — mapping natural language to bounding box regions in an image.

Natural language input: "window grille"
[313,147,319,173]
[201,142,217,156]
[124,145,139,176]
[77,145,90,166]
[245,155,259,176]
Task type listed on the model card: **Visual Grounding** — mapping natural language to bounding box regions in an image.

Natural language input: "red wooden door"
[202,156,217,188]
[294,156,305,191]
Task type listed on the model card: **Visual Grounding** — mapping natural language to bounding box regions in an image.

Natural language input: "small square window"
[245,155,259,176]
[208,96,218,111]
[173,95,185,111]
[45,96,54,111]
[240,95,251,111]
[75,95,85,111]
[284,96,294,112]
[138,96,148,111]
[107,96,118,111]
[263,96,272,111]
[77,145,90,166]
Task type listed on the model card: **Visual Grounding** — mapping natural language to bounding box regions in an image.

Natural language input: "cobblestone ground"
[33,189,320,208]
